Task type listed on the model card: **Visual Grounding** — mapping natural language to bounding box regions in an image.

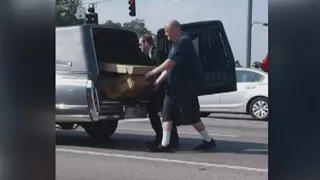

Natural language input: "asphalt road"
[56,113,268,180]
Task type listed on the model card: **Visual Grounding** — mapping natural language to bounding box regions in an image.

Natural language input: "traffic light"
[85,4,99,24]
[128,0,136,16]
[85,13,98,24]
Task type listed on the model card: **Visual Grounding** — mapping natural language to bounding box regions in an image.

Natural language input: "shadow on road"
[207,114,255,121]
[56,130,268,155]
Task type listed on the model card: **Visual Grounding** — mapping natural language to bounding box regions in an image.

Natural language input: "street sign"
[75,6,86,20]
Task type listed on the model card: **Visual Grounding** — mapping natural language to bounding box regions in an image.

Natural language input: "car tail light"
[86,80,100,120]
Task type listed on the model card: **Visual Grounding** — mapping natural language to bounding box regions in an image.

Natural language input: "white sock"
[200,129,212,142]
[161,131,171,147]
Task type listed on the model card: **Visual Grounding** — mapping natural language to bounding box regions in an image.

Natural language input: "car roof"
[56,24,131,32]
[236,67,268,75]
[56,24,94,31]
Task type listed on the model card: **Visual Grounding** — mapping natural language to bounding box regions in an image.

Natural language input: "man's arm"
[153,49,166,65]
[155,70,167,85]
[260,56,268,72]
[151,48,174,75]
[150,59,175,75]
[149,38,187,75]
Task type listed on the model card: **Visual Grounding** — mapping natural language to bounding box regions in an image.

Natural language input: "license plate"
[124,106,147,119]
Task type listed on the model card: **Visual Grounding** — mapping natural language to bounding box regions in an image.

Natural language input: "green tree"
[122,19,152,36]
[103,19,155,39]
[103,20,122,28]
[56,0,84,27]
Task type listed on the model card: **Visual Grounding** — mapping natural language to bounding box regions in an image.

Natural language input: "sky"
[83,0,268,65]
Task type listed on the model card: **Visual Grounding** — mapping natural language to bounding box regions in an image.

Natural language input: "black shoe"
[146,139,161,149]
[148,144,174,153]
[147,140,179,151]
[169,140,179,149]
[194,139,216,151]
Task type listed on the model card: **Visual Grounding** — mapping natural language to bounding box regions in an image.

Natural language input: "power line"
[82,0,111,5]
[57,0,111,6]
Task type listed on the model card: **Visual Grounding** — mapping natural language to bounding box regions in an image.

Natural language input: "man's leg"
[161,120,173,147]
[170,121,179,148]
[192,120,216,150]
[148,95,177,152]
[146,100,163,146]
[180,95,216,150]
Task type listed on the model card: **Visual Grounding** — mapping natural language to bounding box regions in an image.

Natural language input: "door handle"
[56,60,72,67]
[245,85,256,89]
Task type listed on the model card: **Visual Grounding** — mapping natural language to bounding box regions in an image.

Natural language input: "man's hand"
[145,70,155,81]
[152,70,167,91]
[146,60,175,81]
[253,62,261,68]
[145,82,160,93]
[153,81,161,91]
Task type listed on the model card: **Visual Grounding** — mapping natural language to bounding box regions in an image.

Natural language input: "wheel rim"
[252,100,268,119]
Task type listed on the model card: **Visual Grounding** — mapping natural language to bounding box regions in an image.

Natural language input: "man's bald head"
[164,20,182,42]
[165,20,181,31]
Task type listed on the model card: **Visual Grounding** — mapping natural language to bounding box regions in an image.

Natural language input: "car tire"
[200,112,211,117]
[58,123,74,130]
[83,120,118,139]
[248,97,268,121]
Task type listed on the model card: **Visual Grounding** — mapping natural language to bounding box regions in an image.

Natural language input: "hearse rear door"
[157,20,237,95]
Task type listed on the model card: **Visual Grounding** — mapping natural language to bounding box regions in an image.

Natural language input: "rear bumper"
[99,100,149,119]
[55,100,149,123]
[55,102,124,123]
[93,101,125,121]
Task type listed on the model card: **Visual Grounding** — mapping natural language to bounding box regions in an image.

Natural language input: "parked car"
[199,68,268,120]
[56,21,237,139]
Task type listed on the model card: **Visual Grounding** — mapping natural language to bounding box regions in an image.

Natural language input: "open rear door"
[157,20,237,95]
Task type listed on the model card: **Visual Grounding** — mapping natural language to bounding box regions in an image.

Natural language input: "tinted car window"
[56,27,87,72]
[236,70,255,82]
[252,73,265,82]
[236,70,265,82]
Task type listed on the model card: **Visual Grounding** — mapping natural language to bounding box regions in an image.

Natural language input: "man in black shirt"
[145,20,216,152]
[139,35,179,149]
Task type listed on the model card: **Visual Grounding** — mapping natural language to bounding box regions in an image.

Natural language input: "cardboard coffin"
[99,62,155,99]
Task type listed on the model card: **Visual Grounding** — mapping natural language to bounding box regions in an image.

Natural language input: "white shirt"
[148,46,153,58]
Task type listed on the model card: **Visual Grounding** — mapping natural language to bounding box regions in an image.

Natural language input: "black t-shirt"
[166,35,204,97]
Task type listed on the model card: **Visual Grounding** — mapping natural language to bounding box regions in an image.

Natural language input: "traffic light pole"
[245,0,253,68]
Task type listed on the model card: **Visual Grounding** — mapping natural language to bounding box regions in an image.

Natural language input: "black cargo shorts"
[162,94,201,125]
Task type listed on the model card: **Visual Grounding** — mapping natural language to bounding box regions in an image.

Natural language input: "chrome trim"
[94,87,100,112]
[100,100,149,105]
[100,114,121,120]
[55,114,121,123]
[89,27,100,75]
[56,104,87,110]
[56,114,91,122]
[101,101,119,104]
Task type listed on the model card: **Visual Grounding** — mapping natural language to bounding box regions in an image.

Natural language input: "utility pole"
[252,21,268,27]
[245,0,253,68]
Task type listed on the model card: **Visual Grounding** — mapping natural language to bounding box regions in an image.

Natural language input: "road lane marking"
[56,148,268,173]
[119,119,149,123]
[117,127,239,138]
